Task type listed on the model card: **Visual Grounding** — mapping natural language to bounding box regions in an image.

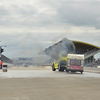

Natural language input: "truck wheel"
[66,70,69,73]
[58,64,61,71]
[81,71,83,74]
[58,64,64,71]
[52,64,56,71]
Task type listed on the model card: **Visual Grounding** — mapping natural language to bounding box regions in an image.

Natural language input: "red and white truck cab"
[66,54,84,74]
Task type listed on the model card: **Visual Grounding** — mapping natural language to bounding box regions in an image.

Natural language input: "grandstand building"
[41,39,100,64]
[73,41,100,64]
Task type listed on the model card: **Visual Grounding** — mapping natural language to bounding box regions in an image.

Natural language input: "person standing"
[0,60,3,69]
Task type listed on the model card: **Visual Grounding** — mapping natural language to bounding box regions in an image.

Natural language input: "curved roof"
[40,39,100,57]
[72,40,100,54]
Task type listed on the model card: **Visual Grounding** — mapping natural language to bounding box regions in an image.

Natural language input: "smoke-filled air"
[42,38,75,60]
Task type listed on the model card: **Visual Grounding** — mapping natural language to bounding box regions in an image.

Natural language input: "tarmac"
[0,66,100,100]
[0,68,100,78]
[84,67,100,73]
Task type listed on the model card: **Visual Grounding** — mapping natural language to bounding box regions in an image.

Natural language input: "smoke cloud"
[43,38,75,60]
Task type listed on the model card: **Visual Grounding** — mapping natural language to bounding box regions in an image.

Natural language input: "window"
[70,59,81,66]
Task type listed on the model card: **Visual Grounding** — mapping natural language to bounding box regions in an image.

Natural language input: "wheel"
[58,63,64,71]
[52,64,56,71]
[81,71,83,74]
[58,64,62,71]
[66,69,69,73]
[62,68,64,72]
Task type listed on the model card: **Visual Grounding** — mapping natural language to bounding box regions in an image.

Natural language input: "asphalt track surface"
[0,69,100,78]
[0,68,100,100]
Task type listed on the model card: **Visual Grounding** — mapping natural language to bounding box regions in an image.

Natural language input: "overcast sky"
[0,0,100,59]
